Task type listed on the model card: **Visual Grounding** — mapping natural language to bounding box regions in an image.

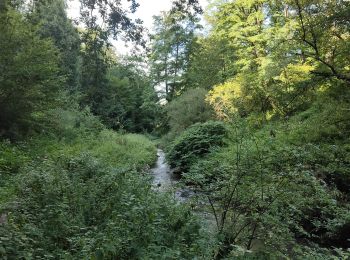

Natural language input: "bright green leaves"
[207,80,243,120]
[277,63,315,85]
[288,0,350,84]
[204,0,339,119]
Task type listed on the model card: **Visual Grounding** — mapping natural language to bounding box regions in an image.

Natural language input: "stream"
[150,149,266,250]
[150,148,217,229]
[150,149,195,202]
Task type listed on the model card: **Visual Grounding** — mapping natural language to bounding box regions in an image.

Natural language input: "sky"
[67,0,208,54]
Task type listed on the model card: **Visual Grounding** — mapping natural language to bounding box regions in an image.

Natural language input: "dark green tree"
[27,0,81,92]
[78,0,144,112]
[0,8,63,138]
[94,56,161,133]
[149,10,201,101]
[166,88,214,136]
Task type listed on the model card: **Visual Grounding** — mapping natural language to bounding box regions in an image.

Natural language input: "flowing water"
[150,149,195,201]
[150,149,217,231]
[150,149,174,189]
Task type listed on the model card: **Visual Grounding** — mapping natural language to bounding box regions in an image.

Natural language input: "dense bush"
[0,141,29,205]
[183,117,350,258]
[0,102,207,258]
[285,89,350,144]
[259,93,350,194]
[0,141,29,176]
[0,128,209,258]
[0,154,205,259]
[167,121,227,172]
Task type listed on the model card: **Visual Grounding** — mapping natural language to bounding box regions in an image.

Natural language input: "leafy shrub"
[0,102,211,258]
[287,96,350,143]
[0,153,206,259]
[0,128,211,258]
[183,119,350,258]
[0,141,28,176]
[46,106,104,141]
[167,121,227,172]
[0,141,29,204]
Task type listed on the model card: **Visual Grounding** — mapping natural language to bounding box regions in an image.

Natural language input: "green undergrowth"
[168,97,350,258]
[0,127,211,258]
[27,130,157,170]
[0,129,157,205]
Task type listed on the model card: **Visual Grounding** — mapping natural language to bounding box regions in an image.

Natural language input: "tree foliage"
[96,57,161,133]
[200,0,350,119]
[166,88,214,136]
[149,10,201,100]
[27,0,81,91]
[0,9,63,138]
[78,0,145,111]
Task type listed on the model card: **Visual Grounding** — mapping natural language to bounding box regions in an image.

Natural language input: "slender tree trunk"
[165,55,169,100]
